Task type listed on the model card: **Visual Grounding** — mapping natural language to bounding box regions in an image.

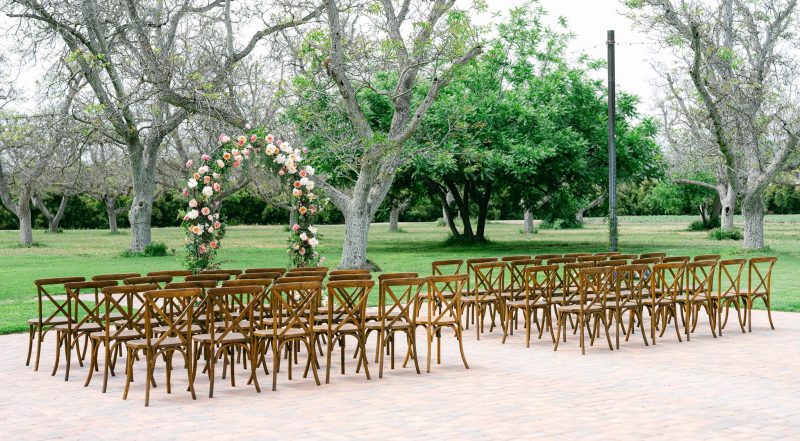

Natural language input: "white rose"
[308,226,318,234]
[309,238,319,248]
[187,178,198,188]
[202,186,214,197]
[212,172,220,179]
[198,166,209,174]
[275,154,286,164]
[187,209,199,219]
[299,232,308,241]
[216,159,225,168]
[299,177,310,186]
[305,181,315,190]
[305,166,315,176]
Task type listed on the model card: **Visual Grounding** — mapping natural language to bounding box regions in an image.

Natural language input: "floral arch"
[180,128,321,272]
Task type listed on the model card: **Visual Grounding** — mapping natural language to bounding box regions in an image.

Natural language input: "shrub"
[688,217,720,231]
[121,241,171,257]
[707,228,743,241]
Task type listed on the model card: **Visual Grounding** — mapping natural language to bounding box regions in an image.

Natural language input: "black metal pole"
[607,30,618,252]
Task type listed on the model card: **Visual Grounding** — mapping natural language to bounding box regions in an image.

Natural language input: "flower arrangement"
[180,128,322,273]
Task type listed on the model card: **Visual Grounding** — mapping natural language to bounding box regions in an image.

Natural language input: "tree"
[288,0,482,268]
[85,143,131,233]
[627,0,800,248]
[4,0,321,251]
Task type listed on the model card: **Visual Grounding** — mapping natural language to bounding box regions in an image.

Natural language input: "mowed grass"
[1,215,798,334]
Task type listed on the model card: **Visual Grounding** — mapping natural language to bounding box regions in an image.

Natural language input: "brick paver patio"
[1,310,798,440]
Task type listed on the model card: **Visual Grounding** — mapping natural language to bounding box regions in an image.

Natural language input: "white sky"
[2,0,660,115]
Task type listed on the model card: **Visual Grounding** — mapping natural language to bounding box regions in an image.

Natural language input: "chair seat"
[127,337,186,349]
[153,325,202,335]
[414,316,457,325]
[557,304,604,313]
[316,323,361,333]
[366,321,411,330]
[253,327,309,339]
[27,317,69,326]
[506,299,549,309]
[90,329,142,340]
[54,323,103,332]
[193,332,247,344]
[675,294,709,302]
[709,292,739,299]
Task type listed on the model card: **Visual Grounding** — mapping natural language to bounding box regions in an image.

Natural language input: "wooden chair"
[632,257,661,265]
[600,259,628,268]
[85,284,158,392]
[277,274,325,283]
[27,277,85,370]
[244,267,286,275]
[614,254,638,260]
[554,267,614,355]
[200,269,243,276]
[712,259,746,335]
[320,280,374,383]
[548,256,577,265]
[123,288,200,406]
[364,272,418,362]
[223,278,274,288]
[465,257,498,295]
[287,266,328,274]
[745,257,777,331]
[613,264,650,348]
[414,274,469,372]
[503,265,557,347]
[147,270,192,278]
[678,261,717,340]
[466,261,506,339]
[639,252,666,259]
[501,255,532,262]
[646,262,686,345]
[193,285,265,397]
[254,281,322,390]
[595,251,621,257]
[185,273,230,282]
[431,259,464,276]
[505,259,543,301]
[553,262,595,337]
[366,277,423,378]
[165,280,217,290]
[52,280,117,381]
[534,254,562,260]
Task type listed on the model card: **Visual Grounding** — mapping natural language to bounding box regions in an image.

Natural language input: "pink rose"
[210,240,218,249]
[250,134,257,143]
[298,247,306,255]
[182,189,189,197]
[198,244,207,254]
[233,160,240,167]
[189,199,198,208]
[292,224,300,231]
[214,221,221,229]
[202,154,211,161]
[302,147,308,154]
[278,170,285,176]
[219,134,230,144]
[185,159,193,168]
[266,134,274,143]
[203,175,211,184]
[213,182,221,192]
[293,181,302,188]
[201,207,210,216]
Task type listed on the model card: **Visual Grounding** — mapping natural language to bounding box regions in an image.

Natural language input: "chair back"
[522,265,557,307]
[563,253,592,258]
[599,259,628,268]
[548,256,577,264]
[223,278,273,288]
[613,254,637,260]
[92,273,140,282]
[501,255,531,262]
[561,262,596,303]
[147,270,192,278]
[595,251,621,257]
[473,261,506,301]
[328,273,372,282]
[238,272,282,280]
[185,273,230,282]
[64,280,118,331]
[579,267,614,311]
[632,257,661,265]
[423,274,468,326]
[717,259,745,298]
[123,275,172,287]
[651,262,686,302]
[33,277,85,327]
[686,261,716,302]
[325,280,374,333]
[200,269,242,276]
[378,277,425,329]
[142,288,200,348]
[165,280,217,290]
[431,259,464,276]
[269,282,322,338]
[662,256,690,263]
[287,266,328,274]
[577,255,606,263]
[329,269,370,276]
[694,254,721,262]
[616,264,649,307]
[244,267,286,275]
[100,284,158,340]
[748,256,777,296]
[277,274,325,283]
[506,259,542,299]
[639,252,666,259]
[205,286,266,341]
[534,254,561,260]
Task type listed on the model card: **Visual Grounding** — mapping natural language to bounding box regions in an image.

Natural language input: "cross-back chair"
[27,276,85,371]
[466,261,506,339]
[555,267,615,355]
[503,265,557,347]
[713,258,746,335]
[613,264,650,348]
[414,274,469,372]
[746,257,777,331]
[320,280,374,383]
[366,277,424,378]
[646,262,686,345]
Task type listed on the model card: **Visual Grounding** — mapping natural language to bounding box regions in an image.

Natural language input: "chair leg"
[357,332,371,380]
[600,313,613,351]
[123,347,133,401]
[144,350,153,407]
[102,343,112,393]
[304,338,321,386]
[765,297,776,330]
[455,325,469,369]
[325,334,333,384]
[34,327,44,371]
[426,325,433,373]
[579,313,585,355]
[272,340,280,391]
[84,338,98,387]
[26,325,36,367]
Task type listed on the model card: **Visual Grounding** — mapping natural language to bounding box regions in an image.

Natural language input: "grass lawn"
[1,215,798,334]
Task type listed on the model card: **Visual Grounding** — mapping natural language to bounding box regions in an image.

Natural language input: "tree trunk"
[389,205,400,232]
[472,183,492,242]
[720,188,735,231]
[128,148,156,251]
[524,209,534,234]
[440,194,460,237]
[288,201,299,227]
[104,196,119,233]
[18,196,33,246]
[710,195,722,225]
[742,192,765,249]
[576,194,605,226]
[339,200,372,269]
[48,196,68,233]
